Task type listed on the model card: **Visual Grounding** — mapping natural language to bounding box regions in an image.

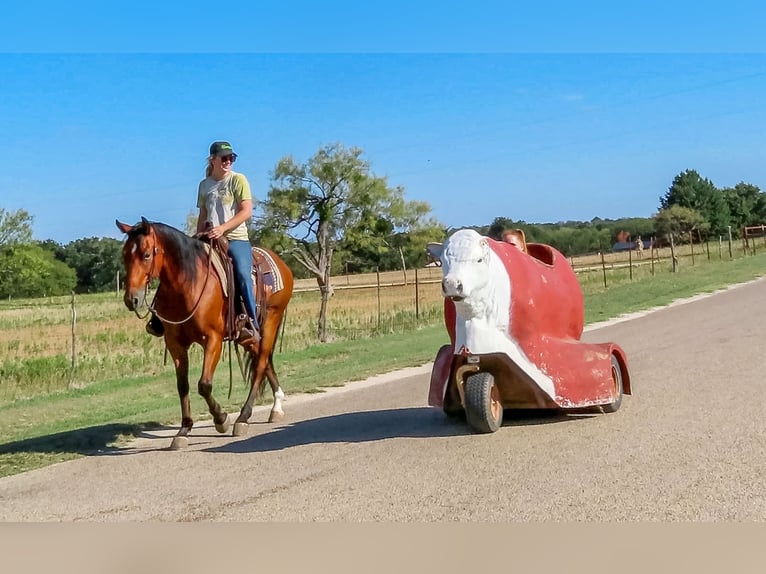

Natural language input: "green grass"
[1,252,765,478]
[583,253,766,323]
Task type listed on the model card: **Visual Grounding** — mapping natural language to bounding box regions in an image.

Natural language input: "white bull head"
[427,229,508,324]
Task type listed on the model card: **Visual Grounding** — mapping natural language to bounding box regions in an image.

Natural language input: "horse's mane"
[130,221,208,283]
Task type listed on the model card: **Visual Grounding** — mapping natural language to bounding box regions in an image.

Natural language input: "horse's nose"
[123,292,138,311]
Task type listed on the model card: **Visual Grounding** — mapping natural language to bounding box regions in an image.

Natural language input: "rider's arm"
[197,205,209,234]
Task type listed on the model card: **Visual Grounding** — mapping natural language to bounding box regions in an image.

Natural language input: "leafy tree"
[261,143,443,341]
[62,237,124,293]
[485,217,614,256]
[660,169,730,235]
[253,226,315,279]
[0,244,77,298]
[722,182,766,231]
[654,205,708,243]
[36,239,67,261]
[0,208,33,246]
[184,210,198,236]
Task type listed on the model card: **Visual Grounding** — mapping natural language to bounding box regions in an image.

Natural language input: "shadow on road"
[0,422,165,456]
[206,407,584,454]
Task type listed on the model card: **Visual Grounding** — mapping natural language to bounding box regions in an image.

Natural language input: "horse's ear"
[116,219,132,234]
[137,216,152,234]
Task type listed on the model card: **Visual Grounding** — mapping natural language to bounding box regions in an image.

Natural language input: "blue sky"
[2,2,766,244]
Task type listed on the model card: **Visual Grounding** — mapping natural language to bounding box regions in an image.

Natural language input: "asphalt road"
[1,278,765,521]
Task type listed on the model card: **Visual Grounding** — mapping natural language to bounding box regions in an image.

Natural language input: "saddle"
[196,231,273,342]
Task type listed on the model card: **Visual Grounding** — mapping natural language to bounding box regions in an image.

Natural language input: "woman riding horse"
[116,217,294,449]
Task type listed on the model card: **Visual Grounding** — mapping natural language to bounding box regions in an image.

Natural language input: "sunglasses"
[219,154,237,164]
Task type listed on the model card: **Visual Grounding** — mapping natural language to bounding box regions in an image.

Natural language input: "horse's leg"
[233,314,281,435]
[233,357,266,435]
[198,334,231,435]
[166,342,194,450]
[264,360,286,423]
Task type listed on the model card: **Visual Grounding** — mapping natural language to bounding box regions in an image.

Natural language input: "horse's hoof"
[268,411,284,423]
[170,436,189,450]
[232,422,249,437]
[215,417,231,434]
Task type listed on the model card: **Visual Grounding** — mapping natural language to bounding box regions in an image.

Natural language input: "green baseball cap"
[209,141,237,158]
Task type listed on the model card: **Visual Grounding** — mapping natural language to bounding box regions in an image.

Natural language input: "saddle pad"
[252,247,284,293]
[202,243,230,296]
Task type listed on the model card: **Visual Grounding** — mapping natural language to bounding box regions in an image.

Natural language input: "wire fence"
[0,239,760,402]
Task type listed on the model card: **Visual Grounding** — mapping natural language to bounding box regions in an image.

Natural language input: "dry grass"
[0,239,749,404]
[0,267,446,403]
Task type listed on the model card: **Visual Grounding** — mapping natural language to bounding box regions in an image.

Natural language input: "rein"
[132,228,215,326]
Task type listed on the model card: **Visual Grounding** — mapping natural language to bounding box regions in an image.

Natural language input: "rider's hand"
[208,225,225,239]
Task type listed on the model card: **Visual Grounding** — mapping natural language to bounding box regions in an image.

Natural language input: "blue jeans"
[227,240,258,329]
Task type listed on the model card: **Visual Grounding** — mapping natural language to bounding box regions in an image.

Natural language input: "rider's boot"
[235,314,260,346]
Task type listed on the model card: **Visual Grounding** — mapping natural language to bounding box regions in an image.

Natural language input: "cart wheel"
[464,372,503,433]
[602,354,623,413]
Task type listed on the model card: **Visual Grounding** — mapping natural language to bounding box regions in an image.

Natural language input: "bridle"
[130,225,214,325]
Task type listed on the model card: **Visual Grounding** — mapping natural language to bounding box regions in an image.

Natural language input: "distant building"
[612,239,653,252]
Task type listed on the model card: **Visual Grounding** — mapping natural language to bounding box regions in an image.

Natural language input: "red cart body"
[426,229,631,432]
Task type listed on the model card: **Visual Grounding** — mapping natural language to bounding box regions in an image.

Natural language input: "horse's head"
[116,217,163,312]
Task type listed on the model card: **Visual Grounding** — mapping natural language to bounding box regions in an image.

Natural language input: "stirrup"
[146,316,164,337]
[235,314,259,344]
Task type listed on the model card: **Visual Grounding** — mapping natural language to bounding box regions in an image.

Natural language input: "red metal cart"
[426,229,631,433]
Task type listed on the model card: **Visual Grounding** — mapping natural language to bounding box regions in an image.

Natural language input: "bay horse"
[116,217,294,449]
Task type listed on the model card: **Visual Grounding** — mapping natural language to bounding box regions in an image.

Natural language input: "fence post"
[689,230,695,265]
[600,248,607,289]
[628,243,633,280]
[69,291,77,388]
[670,235,678,272]
[728,226,733,259]
[414,267,420,321]
[376,267,381,328]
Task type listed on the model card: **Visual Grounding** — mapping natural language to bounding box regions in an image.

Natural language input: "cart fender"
[427,344,454,408]
[610,343,632,395]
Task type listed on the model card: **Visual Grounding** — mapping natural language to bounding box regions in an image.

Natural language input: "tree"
[0,244,77,298]
[721,182,766,231]
[660,169,730,236]
[261,143,443,341]
[62,237,124,293]
[654,205,708,243]
[184,209,198,236]
[0,208,34,246]
[36,239,67,261]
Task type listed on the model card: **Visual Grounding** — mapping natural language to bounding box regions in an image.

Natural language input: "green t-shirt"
[196,171,253,241]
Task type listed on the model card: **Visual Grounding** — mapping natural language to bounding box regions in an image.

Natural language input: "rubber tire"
[464,372,503,433]
[602,354,624,413]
